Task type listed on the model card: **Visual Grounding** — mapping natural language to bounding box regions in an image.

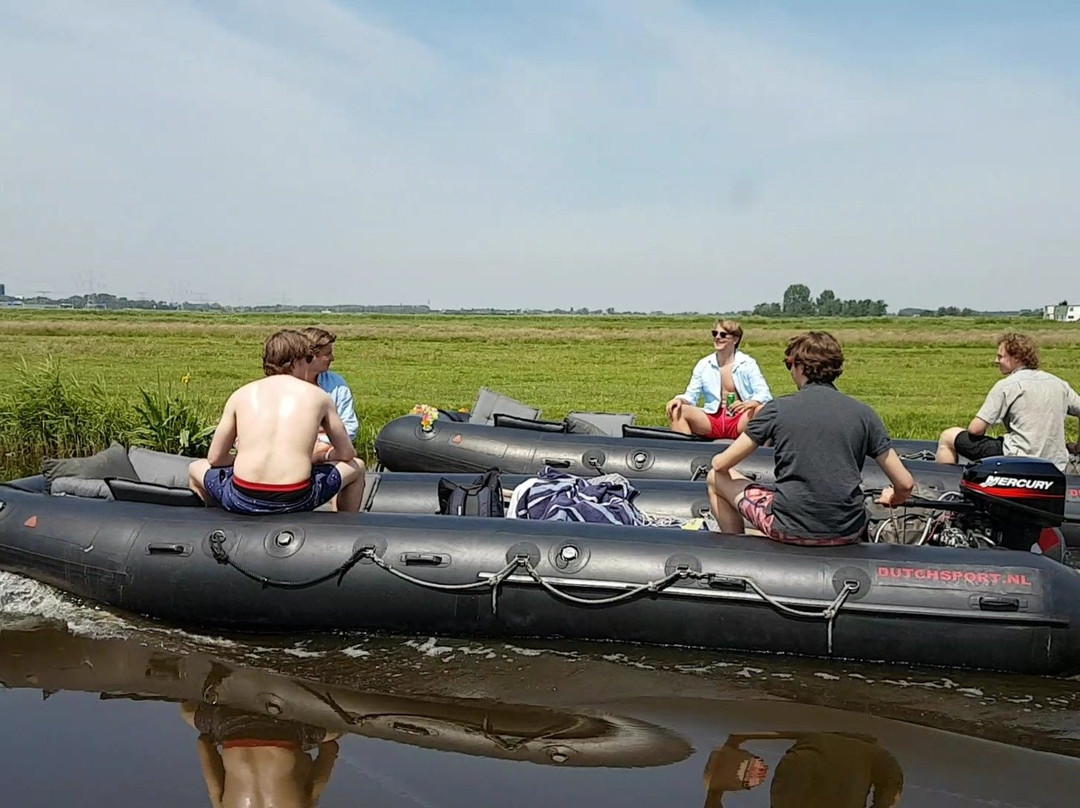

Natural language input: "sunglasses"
[711,330,736,339]
[783,358,794,370]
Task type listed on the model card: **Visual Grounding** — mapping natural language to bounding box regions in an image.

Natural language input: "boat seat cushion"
[492,414,567,433]
[43,441,137,496]
[468,387,541,425]
[50,477,114,499]
[127,447,195,487]
[106,478,205,507]
[565,412,636,436]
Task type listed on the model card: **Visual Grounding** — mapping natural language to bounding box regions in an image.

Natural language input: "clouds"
[1,1,1078,310]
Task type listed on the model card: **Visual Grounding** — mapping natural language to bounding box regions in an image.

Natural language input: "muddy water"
[0,570,1077,807]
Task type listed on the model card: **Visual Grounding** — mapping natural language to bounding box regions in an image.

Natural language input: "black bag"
[437,469,505,517]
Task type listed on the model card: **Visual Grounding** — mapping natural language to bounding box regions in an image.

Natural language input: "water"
[0,570,1077,806]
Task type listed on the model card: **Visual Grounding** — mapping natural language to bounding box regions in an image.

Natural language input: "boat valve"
[555,545,579,569]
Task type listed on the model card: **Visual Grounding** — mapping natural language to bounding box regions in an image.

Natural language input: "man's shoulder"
[732,350,760,368]
[801,384,877,414]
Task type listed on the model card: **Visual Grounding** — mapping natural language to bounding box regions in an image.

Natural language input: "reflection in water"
[2,576,1080,807]
[181,698,340,808]
[704,732,903,808]
[0,623,692,773]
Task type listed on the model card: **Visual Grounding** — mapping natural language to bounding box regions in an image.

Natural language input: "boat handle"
[541,459,571,468]
[978,596,1020,612]
[400,552,450,567]
[146,543,191,556]
[707,575,747,591]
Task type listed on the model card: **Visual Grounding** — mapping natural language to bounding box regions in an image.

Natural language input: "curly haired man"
[937,332,1080,472]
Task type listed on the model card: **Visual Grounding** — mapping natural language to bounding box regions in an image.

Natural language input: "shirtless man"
[182,700,340,808]
[666,319,772,439]
[188,330,365,514]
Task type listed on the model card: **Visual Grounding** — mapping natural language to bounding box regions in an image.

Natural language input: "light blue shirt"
[678,350,773,415]
[317,370,359,441]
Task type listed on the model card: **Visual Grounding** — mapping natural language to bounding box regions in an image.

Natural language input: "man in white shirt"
[666,319,773,439]
[937,332,1080,472]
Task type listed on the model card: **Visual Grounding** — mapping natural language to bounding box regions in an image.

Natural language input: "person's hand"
[744,756,770,788]
[877,485,899,506]
[730,400,759,415]
[666,398,683,419]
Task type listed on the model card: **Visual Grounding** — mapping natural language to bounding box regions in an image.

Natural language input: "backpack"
[437,469,505,517]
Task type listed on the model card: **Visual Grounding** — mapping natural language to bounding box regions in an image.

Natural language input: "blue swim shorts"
[203,465,342,515]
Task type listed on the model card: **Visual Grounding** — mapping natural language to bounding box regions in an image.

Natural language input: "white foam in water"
[0,569,240,649]
[339,646,371,658]
[408,637,455,657]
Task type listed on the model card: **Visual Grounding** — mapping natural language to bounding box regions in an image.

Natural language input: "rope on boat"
[208,530,369,590]
[361,548,526,614]
[516,560,690,606]
[207,534,859,648]
[735,578,861,654]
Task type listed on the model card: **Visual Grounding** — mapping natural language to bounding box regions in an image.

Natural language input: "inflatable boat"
[375,414,947,480]
[374,415,1080,544]
[0,623,692,767]
[3,449,1080,675]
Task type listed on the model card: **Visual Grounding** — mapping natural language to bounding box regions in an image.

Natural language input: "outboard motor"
[959,457,1066,559]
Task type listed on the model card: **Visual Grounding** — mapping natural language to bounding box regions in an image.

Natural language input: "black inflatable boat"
[3,454,1080,675]
[375,414,947,480]
[374,415,1080,542]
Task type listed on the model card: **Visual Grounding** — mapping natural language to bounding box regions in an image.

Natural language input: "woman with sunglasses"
[666,320,773,439]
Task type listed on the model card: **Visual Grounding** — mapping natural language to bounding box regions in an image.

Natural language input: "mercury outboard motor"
[959,456,1066,558]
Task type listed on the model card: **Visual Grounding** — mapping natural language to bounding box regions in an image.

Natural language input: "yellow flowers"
[181,374,191,386]
[410,403,439,432]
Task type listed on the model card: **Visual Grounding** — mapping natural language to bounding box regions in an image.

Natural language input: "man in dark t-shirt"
[707,331,914,545]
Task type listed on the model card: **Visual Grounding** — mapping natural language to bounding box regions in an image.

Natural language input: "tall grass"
[130,377,217,456]
[0,358,216,479]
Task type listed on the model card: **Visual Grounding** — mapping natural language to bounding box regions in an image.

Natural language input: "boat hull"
[2,485,1079,674]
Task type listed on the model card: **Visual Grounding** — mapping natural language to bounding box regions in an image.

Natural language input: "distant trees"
[753,285,888,317]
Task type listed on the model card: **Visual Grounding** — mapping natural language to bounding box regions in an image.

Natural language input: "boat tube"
[2,456,1080,674]
[375,414,948,480]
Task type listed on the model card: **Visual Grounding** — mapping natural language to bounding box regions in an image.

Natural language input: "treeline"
[752,285,888,317]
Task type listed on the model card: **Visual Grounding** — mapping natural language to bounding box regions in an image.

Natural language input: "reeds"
[0,358,216,479]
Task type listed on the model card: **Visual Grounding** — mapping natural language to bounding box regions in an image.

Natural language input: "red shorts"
[706,408,742,440]
[736,485,863,547]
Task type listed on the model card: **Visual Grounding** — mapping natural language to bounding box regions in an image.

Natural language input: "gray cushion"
[43,442,137,494]
[50,477,113,499]
[106,478,204,507]
[468,387,541,425]
[128,446,195,487]
[565,412,636,436]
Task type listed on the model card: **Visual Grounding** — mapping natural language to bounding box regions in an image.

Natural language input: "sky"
[2,1,1079,312]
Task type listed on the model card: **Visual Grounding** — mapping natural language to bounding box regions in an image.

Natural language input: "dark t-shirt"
[745,382,891,538]
[770,733,904,808]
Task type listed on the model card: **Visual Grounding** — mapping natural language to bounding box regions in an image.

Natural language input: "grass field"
[2,309,1078,477]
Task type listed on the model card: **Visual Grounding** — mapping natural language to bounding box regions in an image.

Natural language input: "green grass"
[1,309,1077,478]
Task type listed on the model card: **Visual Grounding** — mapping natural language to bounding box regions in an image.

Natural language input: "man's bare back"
[223,375,347,485]
[189,329,366,513]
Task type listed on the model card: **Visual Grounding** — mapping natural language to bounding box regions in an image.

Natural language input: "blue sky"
[2,1,1078,311]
